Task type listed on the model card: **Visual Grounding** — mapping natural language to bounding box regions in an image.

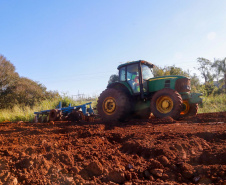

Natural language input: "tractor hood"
[148,75,186,82]
[148,75,190,93]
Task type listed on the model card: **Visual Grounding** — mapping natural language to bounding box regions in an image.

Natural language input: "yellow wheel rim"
[156,96,173,114]
[180,100,190,115]
[103,97,116,115]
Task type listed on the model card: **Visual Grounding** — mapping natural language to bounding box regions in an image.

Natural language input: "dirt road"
[0,112,225,184]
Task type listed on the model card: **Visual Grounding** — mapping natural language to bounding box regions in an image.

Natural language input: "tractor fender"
[107,82,133,96]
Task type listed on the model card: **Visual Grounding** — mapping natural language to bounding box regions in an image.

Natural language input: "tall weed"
[199,94,226,113]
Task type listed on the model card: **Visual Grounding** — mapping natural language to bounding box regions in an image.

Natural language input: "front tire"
[151,88,182,120]
[97,88,130,121]
[180,101,198,117]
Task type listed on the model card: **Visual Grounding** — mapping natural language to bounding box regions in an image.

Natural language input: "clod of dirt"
[0,159,8,171]
[74,153,84,161]
[157,155,170,166]
[58,152,74,166]
[162,173,169,180]
[144,170,155,180]
[179,163,194,179]
[144,170,151,178]
[124,171,132,181]
[70,166,80,174]
[161,116,175,123]
[174,143,187,159]
[149,159,164,169]
[16,157,33,169]
[86,160,103,176]
[107,168,126,184]
[150,168,163,177]
[49,121,54,125]
[44,153,53,161]
[6,176,18,185]
[25,147,35,156]
[65,176,74,184]
[150,116,176,124]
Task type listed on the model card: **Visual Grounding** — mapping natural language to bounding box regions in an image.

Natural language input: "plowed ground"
[0,112,225,185]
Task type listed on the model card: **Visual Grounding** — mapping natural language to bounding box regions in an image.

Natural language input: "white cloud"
[207,32,216,40]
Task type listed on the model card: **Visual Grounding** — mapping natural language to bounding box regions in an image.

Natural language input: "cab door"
[126,64,140,93]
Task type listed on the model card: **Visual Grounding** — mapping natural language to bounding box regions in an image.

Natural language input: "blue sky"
[1,0,226,97]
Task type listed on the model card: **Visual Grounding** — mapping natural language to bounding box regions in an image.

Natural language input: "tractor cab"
[117,60,154,94]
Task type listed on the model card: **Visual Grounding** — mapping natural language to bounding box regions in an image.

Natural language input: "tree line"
[0,55,59,109]
[108,58,226,96]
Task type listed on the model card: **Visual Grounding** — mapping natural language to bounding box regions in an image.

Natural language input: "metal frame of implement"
[34,102,95,122]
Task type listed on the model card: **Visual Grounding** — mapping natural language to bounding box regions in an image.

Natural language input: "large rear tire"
[97,88,130,121]
[151,88,183,120]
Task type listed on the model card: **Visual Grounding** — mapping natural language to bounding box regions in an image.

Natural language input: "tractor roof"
[117,60,155,69]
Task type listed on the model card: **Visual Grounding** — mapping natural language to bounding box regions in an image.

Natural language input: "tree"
[0,55,20,108]
[197,58,213,84]
[165,65,189,77]
[13,77,46,107]
[212,58,226,93]
[108,74,119,84]
[0,55,19,94]
[153,66,164,77]
[153,65,189,77]
[190,73,201,92]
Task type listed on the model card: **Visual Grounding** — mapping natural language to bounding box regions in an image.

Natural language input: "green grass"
[0,99,56,123]
[198,93,226,113]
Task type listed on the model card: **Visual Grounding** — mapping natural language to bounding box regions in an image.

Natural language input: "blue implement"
[34,102,95,122]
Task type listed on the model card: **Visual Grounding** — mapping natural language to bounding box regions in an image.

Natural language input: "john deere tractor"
[97,60,202,121]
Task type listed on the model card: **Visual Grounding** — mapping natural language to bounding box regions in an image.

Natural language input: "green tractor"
[97,60,202,121]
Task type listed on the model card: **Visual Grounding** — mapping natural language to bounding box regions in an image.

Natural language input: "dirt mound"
[0,112,225,184]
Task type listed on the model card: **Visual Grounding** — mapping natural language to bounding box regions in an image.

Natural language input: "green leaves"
[108,74,119,84]
[153,65,189,77]
[0,55,19,94]
[197,57,213,84]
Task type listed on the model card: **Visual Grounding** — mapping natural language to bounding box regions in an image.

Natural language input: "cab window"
[141,64,154,80]
[127,64,140,93]
[141,64,154,92]
[119,67,126,81]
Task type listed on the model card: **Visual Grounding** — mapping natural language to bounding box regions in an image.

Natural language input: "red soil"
[0,112,225,184]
